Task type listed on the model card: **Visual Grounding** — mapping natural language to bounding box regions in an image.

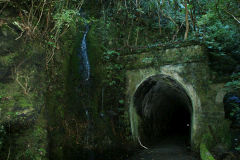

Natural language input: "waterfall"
[75,23,96,159]
[77,25,93,153]
[78,25,90,81]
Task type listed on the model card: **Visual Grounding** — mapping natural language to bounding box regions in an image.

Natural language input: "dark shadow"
[133,75,192,146]
[223,92,240,128]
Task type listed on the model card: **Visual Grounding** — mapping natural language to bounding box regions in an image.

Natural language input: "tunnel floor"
[128,136,199,160]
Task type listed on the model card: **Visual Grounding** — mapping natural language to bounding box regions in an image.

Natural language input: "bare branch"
[14,63,32,95]
[225,10,240,24]
[138,137,149,149]
[33,0,47,33]
[184,0,189,40]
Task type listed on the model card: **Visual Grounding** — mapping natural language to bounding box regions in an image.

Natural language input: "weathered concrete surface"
[124,45,228,150]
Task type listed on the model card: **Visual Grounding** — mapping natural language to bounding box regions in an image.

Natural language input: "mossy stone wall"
[124,45,228,150]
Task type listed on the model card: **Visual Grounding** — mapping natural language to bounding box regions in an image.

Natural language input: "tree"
[184,0,189,40]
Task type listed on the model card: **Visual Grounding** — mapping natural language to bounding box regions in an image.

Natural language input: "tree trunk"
[157,11,162,34]
[187,0,196,31]
[184,0,189,40]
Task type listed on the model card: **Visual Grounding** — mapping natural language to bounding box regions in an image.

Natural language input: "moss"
[121,45,207,70]
[45,25,82,159]
[87,23,104,82]
[0,53,15,66]
[1,23,18,37]
[209,120,232,149]
[18,96,32,108]
[0,81,33,111]
[44,20,131,159]
[129,102,139,141]
[0,83,27,109]
[0,23,21,56]
[199,122,231,160]
[200,142,216,160]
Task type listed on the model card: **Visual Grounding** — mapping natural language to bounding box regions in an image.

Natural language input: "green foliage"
[0,53,15,66]
[199,130,220,160]
[193,0,240,92]
[142,57,153,63]
[53,9,81,33]
[225,94,240,127]
[103,50,120,61]
[197,11,240,54]
[118,99,124,104]
[103,50,123,86]
[230,105,240,123]
[235,145,240,151]
[119,111,132,141]
[225,72,240,91]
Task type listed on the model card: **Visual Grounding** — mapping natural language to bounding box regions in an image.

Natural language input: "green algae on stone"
[200,143,216,160]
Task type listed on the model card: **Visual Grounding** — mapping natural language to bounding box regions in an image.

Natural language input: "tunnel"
[133,75,192,146]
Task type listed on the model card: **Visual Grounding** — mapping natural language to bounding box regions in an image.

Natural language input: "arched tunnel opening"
[133,75,192,146]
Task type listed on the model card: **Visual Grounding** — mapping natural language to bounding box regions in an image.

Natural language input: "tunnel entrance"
[133,75,192,146]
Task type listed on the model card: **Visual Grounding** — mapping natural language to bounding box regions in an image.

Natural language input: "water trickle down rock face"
[77,25,93,147]
[78,25,90,81]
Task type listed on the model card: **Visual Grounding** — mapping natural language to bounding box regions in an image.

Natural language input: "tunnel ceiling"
[133,75,192,120]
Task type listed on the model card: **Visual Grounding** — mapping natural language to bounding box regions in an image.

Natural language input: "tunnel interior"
[133,75,192,146]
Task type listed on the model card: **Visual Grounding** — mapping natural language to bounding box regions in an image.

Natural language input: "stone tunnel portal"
[133,75,192,146]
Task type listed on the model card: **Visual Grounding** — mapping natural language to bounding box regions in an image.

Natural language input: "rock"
[0,106,38,132]
[212,144,228,158]
[0,23,21,56]
[221,154,235,160]
[0,23,23,82]
[0,63,12,82]
[234,65,240,73]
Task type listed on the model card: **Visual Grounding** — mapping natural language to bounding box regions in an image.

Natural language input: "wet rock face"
[0,105,37,132]
[0,18,47,159]
[0,23,36,126]
[0,22,44,129]
[0,63,11,82]
[0,24,20,56]
[0,23,22,82]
